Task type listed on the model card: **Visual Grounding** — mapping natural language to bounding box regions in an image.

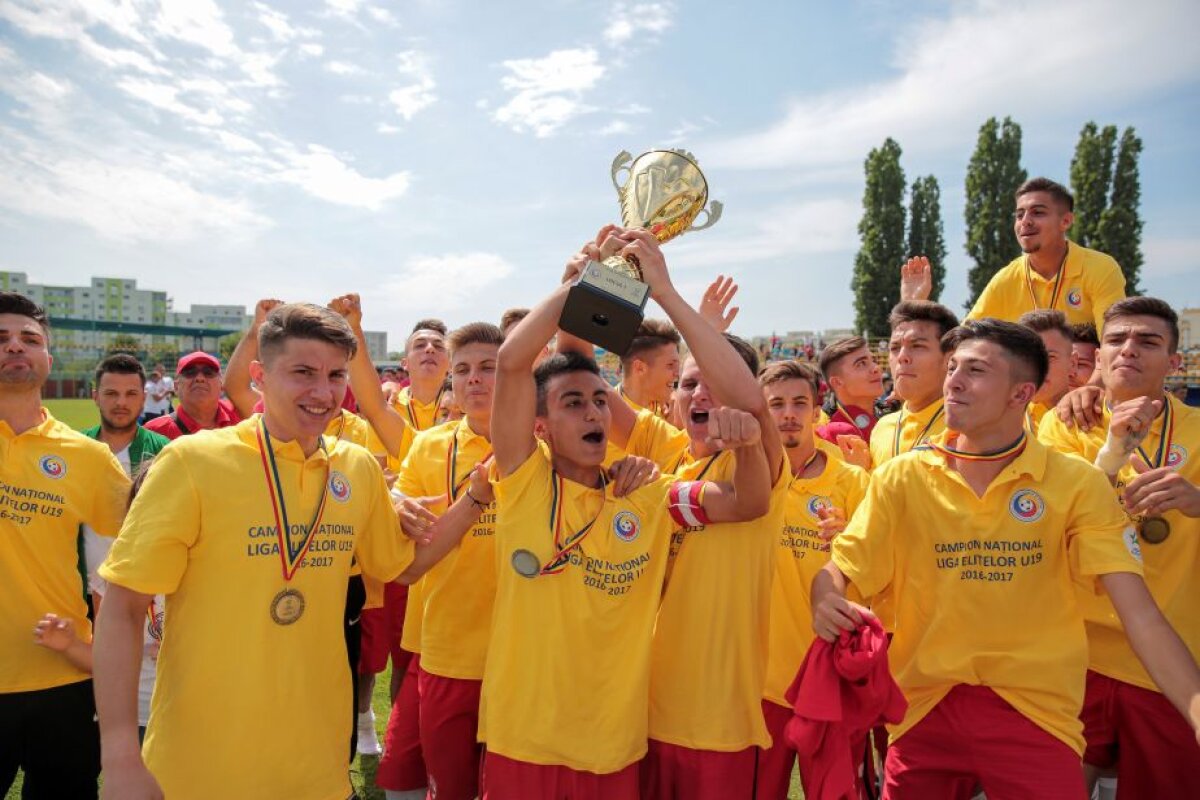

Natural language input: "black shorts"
[0,679,100,799]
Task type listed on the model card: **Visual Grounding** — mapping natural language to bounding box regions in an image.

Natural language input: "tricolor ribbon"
[257,418,331,582]
[927,431,1028,463]
[445,427,491,505]
[1023,244,1070,312]
[537,470,609,575]
[892,401,945,458]
[1136,397,1175,470]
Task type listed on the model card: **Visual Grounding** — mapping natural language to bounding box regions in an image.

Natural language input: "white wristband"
[389,488,407,503]
[1094,441,1130,477]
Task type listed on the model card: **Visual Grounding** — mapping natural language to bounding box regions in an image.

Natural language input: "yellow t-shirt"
[99,416,413,800]
[397,419,495,679]
[330,409,390,609]
[625,408,692,473]
[479,448,677,773]
[1039,395,1200,691]
[383,387,442,472]
[0,411,129,693]
[966,241,1125,330]
[400,577,423,654]
[869,400,946,471]
[764,441,868,707]
[831,433,1141,754]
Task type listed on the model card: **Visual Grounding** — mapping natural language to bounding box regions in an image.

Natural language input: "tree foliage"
[1069,122,1118,248]
[964,117,1026,309]
[907,175,947,302]
[852,138,907,338]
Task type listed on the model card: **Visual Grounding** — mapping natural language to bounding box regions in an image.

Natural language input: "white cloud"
[388,50,436,120]
[380,253,516,311]
[704,0,1200,171]
[151,0,238,58]
[252,2,317,43]
[275,145,411,209]
[1143,237,1200,278]
[299,42,325,58]
[366,6,399,26]
[603,2,674,46]
[492,48,606,137]
[377,122,401,134]
[117,77,224,126]
[326,60,368,75]
[598,120,632,136]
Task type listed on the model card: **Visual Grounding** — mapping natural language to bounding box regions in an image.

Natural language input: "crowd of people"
[1,176,1198,800]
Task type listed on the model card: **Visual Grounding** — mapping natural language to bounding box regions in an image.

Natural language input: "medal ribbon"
[256,418,332,581]
[1135,397,1175,470]
[1023,244,1069,312]
[404,385,446,432]
[927,431,1028,463]
[445,427,492,504]
[892,401,945,458]
[538,470,610,575]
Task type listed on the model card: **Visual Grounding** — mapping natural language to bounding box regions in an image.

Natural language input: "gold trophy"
[560,149,722,354]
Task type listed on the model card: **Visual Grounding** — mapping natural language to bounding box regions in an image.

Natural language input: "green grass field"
[10,398,807,799]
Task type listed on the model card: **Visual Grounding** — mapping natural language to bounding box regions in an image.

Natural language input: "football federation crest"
[1167,444,1187,469]
[613,510,640,542]
[1009,489,1044,523]
[329,472,351,503]
[39,455,66,480]
[1066,288,1083,308]
[807,495,833,520]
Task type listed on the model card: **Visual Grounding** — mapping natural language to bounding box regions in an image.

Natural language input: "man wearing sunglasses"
[144,352,240,440]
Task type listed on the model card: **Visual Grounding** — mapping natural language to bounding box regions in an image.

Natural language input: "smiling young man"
[869,301,959,470]
[756,360,869,800]
[94,303,474,800]
[818,336,884,445]
[0,293,130,800]
[617,319,682,419]
[968,178,1126,329]
[813,318,1200,799]
[1038,297,1200,797]
[143,351,240,440]
[1018,309,1075,431]
[482,231,771,800]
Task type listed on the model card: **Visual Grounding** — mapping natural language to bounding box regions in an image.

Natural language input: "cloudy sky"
[1,0,1197,349]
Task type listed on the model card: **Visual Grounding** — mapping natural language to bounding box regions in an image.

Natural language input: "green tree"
[147,341,179,368]
[1097,127,1144,293]
[106,334,142,355]
[907,175,948,301]
[852,138,907,337]
[218,332,242,362]
[964,117,1027,309]
[1069,122,1118,248]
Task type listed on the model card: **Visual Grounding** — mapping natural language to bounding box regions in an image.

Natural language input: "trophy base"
[559,262,649,355]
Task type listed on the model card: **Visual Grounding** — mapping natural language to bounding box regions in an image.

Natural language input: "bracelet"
[465,487,488,509]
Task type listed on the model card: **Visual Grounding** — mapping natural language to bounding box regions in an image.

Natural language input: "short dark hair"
[818,336,867,381]
[759,360,821,401]
[1016,177,1074,212]
[889,301,960,342]
[534,351,601,416]
[724,333,760,377]
[499,308,529,335]
[259,303,358,364]
[620,319,681,373]
[94,353,146,387]
[1103,296,1179,353]
[1017,309,1073,343]
[1070,322,1100,347]
[942,318,1048,388]
[447,322,503,355]
[0,291,51,340]
[410,319,448,337]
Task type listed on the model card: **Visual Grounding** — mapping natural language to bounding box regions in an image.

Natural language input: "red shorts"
[640,738,759,800]
[482,752,638,800]
[884,684,1085,800]
[1081,670,1200,798]
[375,654,426,792]
[756,700,796,800]
[418,668,483,800]
[383,581,409,664]
[357,607,390,674]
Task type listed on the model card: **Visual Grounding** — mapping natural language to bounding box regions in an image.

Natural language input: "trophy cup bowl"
[559,149,723,354]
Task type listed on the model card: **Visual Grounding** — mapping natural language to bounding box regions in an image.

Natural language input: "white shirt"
[143,377,172,415]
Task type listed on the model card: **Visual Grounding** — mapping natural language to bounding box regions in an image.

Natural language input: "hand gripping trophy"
[559,148,722,354]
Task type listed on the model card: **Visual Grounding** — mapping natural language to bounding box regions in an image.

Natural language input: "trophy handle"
[687,200,723,232]
[610,150,634,192]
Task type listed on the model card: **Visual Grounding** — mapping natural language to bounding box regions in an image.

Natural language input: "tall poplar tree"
[852,138,907,338]
[964,117,1026,308]
[1069,122,1118,248]
[1097,127,1144,293]
[907,175,947,302]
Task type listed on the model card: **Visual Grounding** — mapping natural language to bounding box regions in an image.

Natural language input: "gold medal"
[270,588,306,625]
[1137,516,1170,545]
[511,549,541,578]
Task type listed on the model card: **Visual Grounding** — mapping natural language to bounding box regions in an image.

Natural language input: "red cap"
[176,351,221,375]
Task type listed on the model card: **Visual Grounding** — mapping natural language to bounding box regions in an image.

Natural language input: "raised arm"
[494,257,586,476]
[1102,571,1200,740]
[693,408,771,523]
[329,294,409,458]
[397,461,495,583]
[224,298,283,418]
[614,229,783,479]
